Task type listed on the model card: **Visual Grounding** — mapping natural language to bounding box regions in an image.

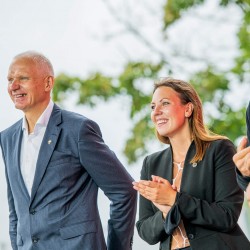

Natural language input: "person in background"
[233,103,250,206]
[0,51,137,250]
[133,78,250,250]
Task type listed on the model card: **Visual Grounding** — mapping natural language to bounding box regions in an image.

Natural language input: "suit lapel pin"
[192,162,197,167]
[48,139,52,145]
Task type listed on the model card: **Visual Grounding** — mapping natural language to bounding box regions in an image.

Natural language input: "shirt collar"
[22,100,54,133]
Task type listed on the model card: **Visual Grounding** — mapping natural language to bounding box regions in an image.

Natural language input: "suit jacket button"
[30,209,36,215]
[32,237,39,243]
[188,234,194,240]
[130,237,133,246]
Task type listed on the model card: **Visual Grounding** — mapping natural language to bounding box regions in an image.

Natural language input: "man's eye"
[8,78,13,84]
[20,77,29,81]
[8,76,30,84]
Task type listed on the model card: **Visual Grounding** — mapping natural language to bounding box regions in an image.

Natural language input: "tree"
[53,0,250,164]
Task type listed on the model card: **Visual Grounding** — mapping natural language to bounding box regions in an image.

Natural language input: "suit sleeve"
[136,156,168,245]
[236,169,250,191]
[235,102,250,191]
[77,119,137,250]
[174,140,244,232]
[0,134,18,250]
[247,102,250,147]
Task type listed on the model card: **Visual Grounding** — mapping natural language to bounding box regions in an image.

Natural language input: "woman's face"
[150,86,191,139]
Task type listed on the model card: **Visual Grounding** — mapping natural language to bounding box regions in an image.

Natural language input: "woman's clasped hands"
[133,175,177,218]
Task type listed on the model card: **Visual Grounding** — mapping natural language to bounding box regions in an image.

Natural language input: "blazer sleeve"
[247,101,250,147]
[0,134,18,250]
[236,169,250,191]
[77,119,137,250]
[235,102,250,191]
[136,156,168,245]
[173,139,244,232]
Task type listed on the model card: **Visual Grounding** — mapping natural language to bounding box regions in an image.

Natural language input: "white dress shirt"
[20,100,54,196]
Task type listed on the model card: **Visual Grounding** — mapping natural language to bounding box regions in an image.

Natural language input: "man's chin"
[14,104,25,111]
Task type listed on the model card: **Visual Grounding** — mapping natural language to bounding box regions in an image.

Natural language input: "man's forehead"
[12,56,34,65]
[8,59,36,75]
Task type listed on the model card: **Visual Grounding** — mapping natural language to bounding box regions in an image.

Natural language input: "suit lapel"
[12,121,30,201]
[30,105,62,204]
[160,147,173,182]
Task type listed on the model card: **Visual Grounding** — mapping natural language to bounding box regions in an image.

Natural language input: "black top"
[136,139,250,250]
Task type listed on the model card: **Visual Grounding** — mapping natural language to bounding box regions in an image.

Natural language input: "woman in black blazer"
[133,78,250,250]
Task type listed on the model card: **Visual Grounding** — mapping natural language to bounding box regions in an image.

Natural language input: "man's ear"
[185,102,193,118]
[45,76,54,92]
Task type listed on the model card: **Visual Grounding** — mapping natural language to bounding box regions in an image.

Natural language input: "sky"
[0,0,249,249]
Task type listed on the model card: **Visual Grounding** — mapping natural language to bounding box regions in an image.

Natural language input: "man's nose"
[9,78,20,90]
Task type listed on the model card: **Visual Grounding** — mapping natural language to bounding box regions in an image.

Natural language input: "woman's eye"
[162,101,169,106]
[150,105,155,110]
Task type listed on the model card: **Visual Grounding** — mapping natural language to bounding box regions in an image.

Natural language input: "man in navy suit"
[0,51,137,250]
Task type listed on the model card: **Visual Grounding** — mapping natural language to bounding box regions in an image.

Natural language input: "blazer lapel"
[30,105,62,204]
[159,147,173,182]
[12,121,30,201]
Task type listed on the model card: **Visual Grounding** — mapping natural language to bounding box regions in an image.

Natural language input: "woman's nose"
[153,105,162,115]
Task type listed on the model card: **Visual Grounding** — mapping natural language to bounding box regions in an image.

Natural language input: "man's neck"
[24,100,51,134]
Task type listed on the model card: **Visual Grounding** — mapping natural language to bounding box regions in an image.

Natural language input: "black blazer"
[136,139,250,250]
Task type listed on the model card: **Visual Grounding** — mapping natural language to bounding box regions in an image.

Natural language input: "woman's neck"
[170,137,192,163]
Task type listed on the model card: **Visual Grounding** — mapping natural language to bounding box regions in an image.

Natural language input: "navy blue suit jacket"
[0,104,137,250]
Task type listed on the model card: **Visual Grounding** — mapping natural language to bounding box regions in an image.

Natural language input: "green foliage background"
[53,0,249,164]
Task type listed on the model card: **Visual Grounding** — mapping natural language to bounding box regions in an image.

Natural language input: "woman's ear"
[185,102,193,118]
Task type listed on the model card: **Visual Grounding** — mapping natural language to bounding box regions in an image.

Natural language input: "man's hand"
[233,136,250,177]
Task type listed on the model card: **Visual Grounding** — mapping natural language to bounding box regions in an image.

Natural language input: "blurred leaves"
[118,62,163,118]
[190,68,247,141]
[53,61,163,163]
[124,115,155,164]
[232,10,250,80]
[163,0,205,28]
[53,73,117,107]
[190,66,229,102]
[53,0,249,164]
